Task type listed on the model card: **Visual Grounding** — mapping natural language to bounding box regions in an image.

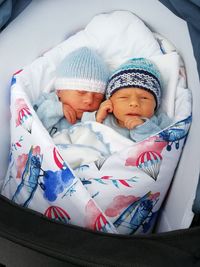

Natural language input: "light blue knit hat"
[106,58,162,110]
[54,47,109,94]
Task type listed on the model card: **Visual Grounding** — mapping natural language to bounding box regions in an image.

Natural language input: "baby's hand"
[62,104,77,124]
[96,99,113,123]
[124,116,144,130]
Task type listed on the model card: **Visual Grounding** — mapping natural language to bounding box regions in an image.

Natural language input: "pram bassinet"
[0,0,200,266]
[1,9,192,235]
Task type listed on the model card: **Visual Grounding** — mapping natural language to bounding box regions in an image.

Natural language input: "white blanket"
[53,122,132,169]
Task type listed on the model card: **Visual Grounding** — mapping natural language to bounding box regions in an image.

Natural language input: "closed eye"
[78,90,86,95]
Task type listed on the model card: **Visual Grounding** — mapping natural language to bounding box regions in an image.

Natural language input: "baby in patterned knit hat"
[82,58,172,142]
[34,47,109,136]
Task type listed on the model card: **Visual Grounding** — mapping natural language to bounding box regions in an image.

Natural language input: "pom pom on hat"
[54,47,109,94]
[106,58,162,110]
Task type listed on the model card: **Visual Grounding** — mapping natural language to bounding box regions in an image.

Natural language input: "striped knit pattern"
[54,47,109,93]
[106,58,162,110]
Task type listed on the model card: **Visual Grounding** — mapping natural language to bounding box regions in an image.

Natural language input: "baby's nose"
[129,99,139,107]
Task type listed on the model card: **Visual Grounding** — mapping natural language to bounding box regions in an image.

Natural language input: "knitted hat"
[106,58,162,110]
[54,47,109,94]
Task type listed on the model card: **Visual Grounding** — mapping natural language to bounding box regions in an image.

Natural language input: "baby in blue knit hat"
[34,47,109,136]
[82,58,172,142]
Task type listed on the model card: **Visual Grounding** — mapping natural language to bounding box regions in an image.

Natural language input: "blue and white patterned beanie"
[54,47,109,94]
[106,58,162,110]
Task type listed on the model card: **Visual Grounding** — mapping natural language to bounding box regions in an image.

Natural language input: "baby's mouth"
[126,113,140,117]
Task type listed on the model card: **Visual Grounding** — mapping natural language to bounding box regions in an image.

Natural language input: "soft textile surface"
[1,11,192,234]
[53,122,132,170]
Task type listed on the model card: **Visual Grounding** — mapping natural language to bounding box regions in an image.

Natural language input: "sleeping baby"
[33,46,109,136]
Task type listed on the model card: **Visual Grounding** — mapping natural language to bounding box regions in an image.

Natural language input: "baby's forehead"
[115,87,152,96]
[57,89,103,96]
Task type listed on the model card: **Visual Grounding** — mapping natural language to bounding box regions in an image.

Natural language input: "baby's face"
[57,89,104,119]
[110,88,156,127]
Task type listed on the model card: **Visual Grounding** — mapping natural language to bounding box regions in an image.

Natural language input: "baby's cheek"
[93,101,101,109]
[113,110,121,121]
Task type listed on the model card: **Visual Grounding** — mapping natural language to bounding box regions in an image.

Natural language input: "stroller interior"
[0,1,200,266]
